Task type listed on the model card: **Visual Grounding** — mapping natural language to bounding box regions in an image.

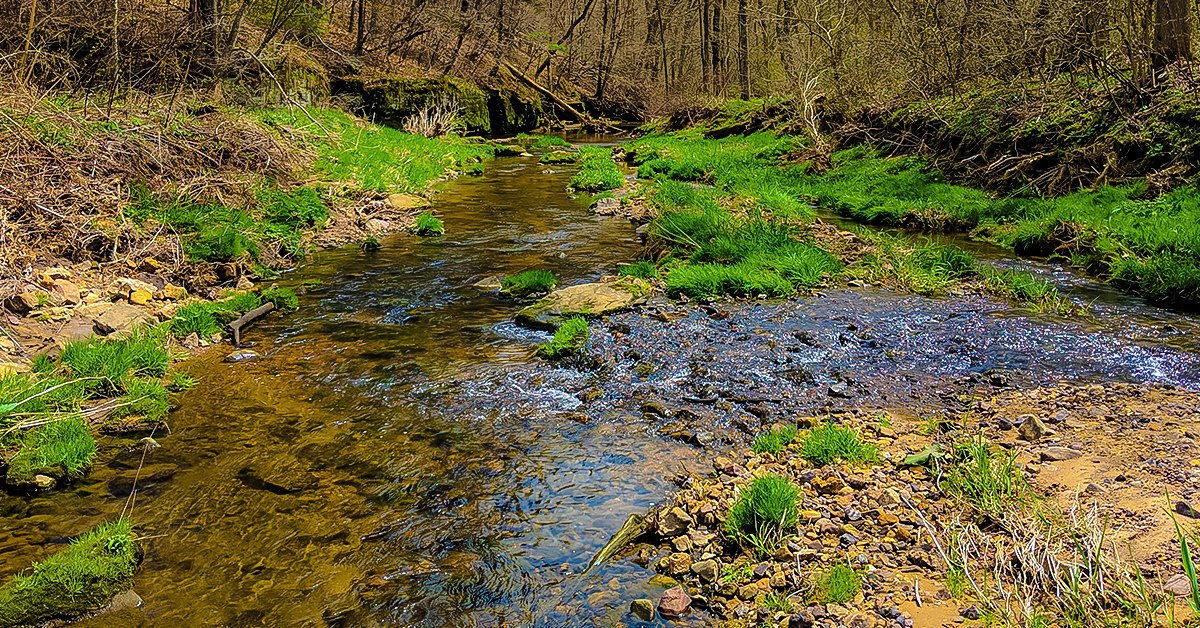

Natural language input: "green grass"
[260,107,494,193]
[812,565,861,604]
[502,270,557,296]
[537,317,589,359]
[618,260,658,278]
[169,288,297,339]
[761,591,794,612]
[569,146,624,191]
[798,423,878,466]
[0,518,139,628]
[5,418,96,485]
[724,474,800,537]
[751,425,797,454]
[940,437,1030,515]
[109,378,169,422]
[59,326,171,396]
[413,212,445,236]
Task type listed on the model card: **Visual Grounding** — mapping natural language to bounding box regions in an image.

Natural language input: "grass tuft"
[940,437,1029,515]
[569,146,624,191]
[0,518,139,627]
[725,474,800,538]
[6,418,96,484]
[503,270,557,296]
[537,317,589,359]
[798,423,878,466]
[618,260,658,279]
[752,425,797,454]
[413,212,445,236]
[812,565,861,604]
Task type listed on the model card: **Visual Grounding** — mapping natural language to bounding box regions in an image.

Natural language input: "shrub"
[812,565,861,604]
[413,212,445,236]
[725,474,800,537]
[537,317,589,359]
[799,423,878,466]
[0,518,139,627]
[752,425,797,454]
[503,270,557,296]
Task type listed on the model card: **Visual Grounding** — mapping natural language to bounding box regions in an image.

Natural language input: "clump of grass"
[5,418,96,485]
[503,270,557,296]
[979,267,1075,313]
[30,354,56,376]
[167,371,197,392]
[260,287,299,311]
[109,378,169,422]
[721,561,754,583]
[619,260,658,279]
[0,518,139,627]
[516,133,571,152]
[537,317,589,359]
[413,212,445,236]
[761,591,793,612]
[570,146,624,191]
[752,425,797,454]
[811,565,861,604]
[725,474,800,537]
[798,423,878,466]
[360,236,381,251]
[59,327,170,396]
[940,437,1029,514]
[847,231,976,296]
[539,150,578,165]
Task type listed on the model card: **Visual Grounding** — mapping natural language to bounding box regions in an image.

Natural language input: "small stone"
[691,559,719,582]
[1040,447,1081,462]
[181,332,202,349]
[658,506,694,537]
[128,290,153,305]
[845,611,872,628]
[33,475,56,490]
[105,590,143,611]
[1176,501,1200,519]
[811,475,845,495]
[51,280,80,305]
[1166,573,1195,595]
[657,586,691,618]
[630,598,655,621]
[1019,415,1052,442]
[235,276,254,290]
[224,350,260,363]
[140,257,162,271]
[592,197,622,214]
[140,437,161,451]
[962,605,981,620]
[666,552,692,576]
[4,292,38,313]
[156,284,187,301]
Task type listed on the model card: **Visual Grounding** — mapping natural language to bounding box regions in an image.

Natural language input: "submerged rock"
[224,350,260,363]
[515,283,637,330]
[630,598,655,621]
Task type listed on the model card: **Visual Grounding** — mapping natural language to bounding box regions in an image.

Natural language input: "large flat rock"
[516,283,637,330]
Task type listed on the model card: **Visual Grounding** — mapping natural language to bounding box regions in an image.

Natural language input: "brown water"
[4,154,1200,628]
[0,156,707,627]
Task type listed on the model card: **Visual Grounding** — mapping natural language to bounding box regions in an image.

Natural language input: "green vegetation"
[751,425,797,454]
[539,150,578,165]
[0,518,139,628]
[413,212,445,236]
[4,418,96,485]
[569,146,624,191]
[169,288,298,340]
[502,270,557,296]
[537,317,589,359]
[721,561,754,583]
[260,107,494,194]
[798,423,878,466]
[725,474,800,537]
[618,260,658,279]
[516,133,570,152]
[939,437,1029,515]
[811,565,862,604]
[761,591,794,612]
[125,182,328,262]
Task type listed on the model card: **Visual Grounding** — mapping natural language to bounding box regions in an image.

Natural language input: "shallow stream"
[2,153,1200,628]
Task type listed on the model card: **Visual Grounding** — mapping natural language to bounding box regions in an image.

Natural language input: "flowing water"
[2,153,1200,628]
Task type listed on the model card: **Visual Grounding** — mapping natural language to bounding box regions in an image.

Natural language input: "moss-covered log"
[0,519,140,627]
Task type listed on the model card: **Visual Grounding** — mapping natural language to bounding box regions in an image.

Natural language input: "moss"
[355,76,491,132]
[0,518,140,628]
[539,150,578,164]
[537,317,589,359]
[5,418,96,485]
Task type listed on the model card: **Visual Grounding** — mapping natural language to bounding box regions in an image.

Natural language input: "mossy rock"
[515,283,637,330]
[352,76,492,132]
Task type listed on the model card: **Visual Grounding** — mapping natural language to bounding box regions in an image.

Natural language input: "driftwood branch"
[227,301,274,346]
[501,60,618,132]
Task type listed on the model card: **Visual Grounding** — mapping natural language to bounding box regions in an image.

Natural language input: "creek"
[1,150,1199,628]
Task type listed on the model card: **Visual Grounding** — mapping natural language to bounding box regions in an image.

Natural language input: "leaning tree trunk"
[1153,0,1193,66]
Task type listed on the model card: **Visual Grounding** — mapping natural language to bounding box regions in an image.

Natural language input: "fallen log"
[227,302,275,346]
[501,61,620,132]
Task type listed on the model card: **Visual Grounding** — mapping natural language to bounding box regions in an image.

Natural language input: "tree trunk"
[737,0,748,98]
[701,0,711,91]
[1153,0,1192,65]
[596,0,609,98]
[711,0,722,91]
[354,0,366,54]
